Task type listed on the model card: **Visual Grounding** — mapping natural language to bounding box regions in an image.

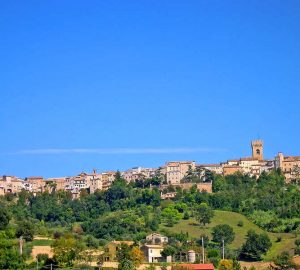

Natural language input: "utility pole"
[222,239,225,260]
[19,236,23,255]
[50,263,52,270]
[202,236,205,263]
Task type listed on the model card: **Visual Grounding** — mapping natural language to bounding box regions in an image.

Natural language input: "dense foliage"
[240,230,272,260]
[0,169,299,268]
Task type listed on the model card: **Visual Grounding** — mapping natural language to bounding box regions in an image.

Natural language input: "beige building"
[122,167,156,183]
[159,182,212,193]
[239,158,260,174]
[0,175,25,194]
[166,161,195,184]
[275,152,300,182]
[90,174,103,194]
[25,176,45,193]
[146,233,168,245]
[140,244,165,263]
[101,171,116,190]
[197,164,223,175]
[223,165,242,176]
[160,192,177,200]
[45,177,67,191]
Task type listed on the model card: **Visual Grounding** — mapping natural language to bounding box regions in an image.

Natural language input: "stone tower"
[251,140,263,160]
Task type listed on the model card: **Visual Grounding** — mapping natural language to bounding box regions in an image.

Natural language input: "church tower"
[251,140,263,160]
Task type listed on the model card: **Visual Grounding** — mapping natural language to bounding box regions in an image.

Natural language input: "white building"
[141,244,164,263]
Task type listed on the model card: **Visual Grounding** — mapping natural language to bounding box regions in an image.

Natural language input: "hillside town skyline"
[1,140,299,198]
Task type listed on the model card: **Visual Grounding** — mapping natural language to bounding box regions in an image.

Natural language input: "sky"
[0,1,300,178]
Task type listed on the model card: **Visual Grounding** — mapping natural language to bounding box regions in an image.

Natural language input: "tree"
[195,203,214,226]
[272,251,296,270]
[218,259,233,270]
[0,208,10,230]
[217,259,240,270]
[240,230,272,260]
[162,205,182,227]
[129,246,144,268]
[212,224,235,246]
[117,244,136,270]
[118,258,135,270]
[161,246,176,261]
[232,259,241,270]
[16,220,34,241]
[0,235,25,270]
[52,235,84,267]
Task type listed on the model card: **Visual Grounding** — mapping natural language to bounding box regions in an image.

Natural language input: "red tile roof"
[176,264,214,270]
[240,157,258,161]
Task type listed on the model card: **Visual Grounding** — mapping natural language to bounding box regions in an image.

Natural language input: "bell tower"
[251,140,263,160]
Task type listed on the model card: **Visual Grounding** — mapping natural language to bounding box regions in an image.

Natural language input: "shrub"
[210,256,220,267]
[183,212,190,220]
[237,221,243,227]
[37,254,49,262]
[53,231,62,239]
[276,236,282,242]
[207,249,220,258]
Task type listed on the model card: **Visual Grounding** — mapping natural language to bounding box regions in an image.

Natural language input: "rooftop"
[176,264,214,270]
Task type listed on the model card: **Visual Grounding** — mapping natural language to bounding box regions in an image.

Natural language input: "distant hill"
[160,210,297,261]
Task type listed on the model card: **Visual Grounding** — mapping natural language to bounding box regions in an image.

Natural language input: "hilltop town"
[1,140,299,198]
[0,140,300,270]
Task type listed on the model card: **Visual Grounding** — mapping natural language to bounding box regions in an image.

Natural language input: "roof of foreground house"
[176,264,215,270]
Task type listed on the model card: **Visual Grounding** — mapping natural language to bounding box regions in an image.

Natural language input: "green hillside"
[160,210,297,260]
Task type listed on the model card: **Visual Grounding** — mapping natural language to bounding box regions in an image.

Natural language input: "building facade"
[166,161,196,184]
[275,152,300,182]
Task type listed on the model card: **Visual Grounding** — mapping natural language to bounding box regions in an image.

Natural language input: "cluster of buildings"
[1,140,299,197]
[102,233,201,265]
[0,171,117,198]
[31,232,215,270]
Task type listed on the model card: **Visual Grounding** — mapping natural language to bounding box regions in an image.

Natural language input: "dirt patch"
[31,246,53,259]
[293,256,300,266]
[33,236,52,240]
[240,261,271,270]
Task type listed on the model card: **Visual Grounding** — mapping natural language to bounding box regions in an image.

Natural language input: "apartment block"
[166,161,196,184]
[275,152,300,182]
[25,176,45,193]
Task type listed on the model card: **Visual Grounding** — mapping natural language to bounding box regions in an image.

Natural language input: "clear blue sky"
[1,1,300,178]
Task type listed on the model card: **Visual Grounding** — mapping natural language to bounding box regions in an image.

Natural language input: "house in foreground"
[173,263,214,270]
[140,244,170,263]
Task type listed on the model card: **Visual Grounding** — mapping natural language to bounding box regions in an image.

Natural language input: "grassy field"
[160,210,297,261]
[31,239,53,246]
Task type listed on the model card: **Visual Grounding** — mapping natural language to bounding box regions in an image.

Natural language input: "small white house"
[141,244,164,263]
